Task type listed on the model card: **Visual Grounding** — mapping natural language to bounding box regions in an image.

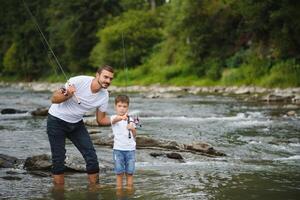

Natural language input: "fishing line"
[121,32,141,138]
[121,32,128,92]
[22,0,81,104]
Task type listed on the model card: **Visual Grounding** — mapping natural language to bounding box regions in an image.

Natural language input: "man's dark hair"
[115,95,130,105]
[97,65,114,74]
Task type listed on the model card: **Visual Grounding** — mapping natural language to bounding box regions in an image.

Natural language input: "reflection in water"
[116,187,135,200]
[49,184,136,200]
[51,185,65,200]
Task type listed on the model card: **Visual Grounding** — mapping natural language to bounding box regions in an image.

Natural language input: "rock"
[0,154,19,168]
[1,176,22,181]
[24,154,52,171]
[93,135,113,147]
[234,87,251,95]
[94,135,225,157]
[185,142,226,156]
[149,152,165,157]
[23,154,113,173]
[28,171,51,177]
[261,94,294,102]
[84,119,99,126]
[1,108,27,114]
[84,110,95,117]
[142,92,182,99]
[88,128,101,135]
[287,110,297,117]
[166,153,183,160]
[6,170,26,175]
[31,107,49,116]
[136,136,161,147]
[292,95,300,104]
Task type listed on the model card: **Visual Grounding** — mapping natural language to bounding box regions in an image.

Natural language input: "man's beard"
[98,79,109,88]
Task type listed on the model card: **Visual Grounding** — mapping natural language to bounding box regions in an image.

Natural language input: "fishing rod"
[121,32,141,139]
[22,0,81,104]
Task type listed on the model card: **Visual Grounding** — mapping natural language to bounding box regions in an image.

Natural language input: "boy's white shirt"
[111,115,136,151]
[49,76,109,123]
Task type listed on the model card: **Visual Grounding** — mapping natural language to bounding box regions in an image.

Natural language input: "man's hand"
[51,84,76,104]
[66,84,76,96]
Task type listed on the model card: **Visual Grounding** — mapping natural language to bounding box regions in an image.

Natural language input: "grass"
[1,59,299,88]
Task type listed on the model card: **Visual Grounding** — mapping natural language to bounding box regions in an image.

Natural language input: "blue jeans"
[113,150,135,175]
[47,114,99,175]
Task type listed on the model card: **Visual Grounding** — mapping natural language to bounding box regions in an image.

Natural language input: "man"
[47,65,114,185]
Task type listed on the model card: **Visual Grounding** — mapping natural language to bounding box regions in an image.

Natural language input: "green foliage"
[1,0,300,87]
[47,0,122,73]
[5,0,51,81]
[3,43,17,73]
[90,10,163,69]
[261,59,300,87]
[221,53,271,86]
[203,58,224,81]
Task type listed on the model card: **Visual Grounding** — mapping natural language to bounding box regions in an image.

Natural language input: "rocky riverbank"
[1,82,300,103]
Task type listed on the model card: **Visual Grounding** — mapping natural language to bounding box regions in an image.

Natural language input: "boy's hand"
[127,123,136,131]
[111,114,128,124]
[115,114,128,121]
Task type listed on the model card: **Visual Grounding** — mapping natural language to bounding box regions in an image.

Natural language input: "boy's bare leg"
[116,174,123,189]
[126,174,133,188]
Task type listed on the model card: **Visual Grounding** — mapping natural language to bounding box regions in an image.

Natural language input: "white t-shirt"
[111,115,136,151]
[48,76,109,123]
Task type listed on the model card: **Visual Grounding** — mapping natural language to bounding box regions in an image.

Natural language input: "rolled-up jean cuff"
[87,168,100,174]
[52,170,65,175]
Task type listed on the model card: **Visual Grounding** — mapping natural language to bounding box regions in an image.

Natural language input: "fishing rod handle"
[67,82,81,104]
[73,93,81,104]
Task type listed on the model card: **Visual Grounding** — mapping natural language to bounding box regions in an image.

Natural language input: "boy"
[110,95,137,189]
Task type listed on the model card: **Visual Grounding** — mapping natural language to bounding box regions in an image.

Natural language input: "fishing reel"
[127,115,142,139]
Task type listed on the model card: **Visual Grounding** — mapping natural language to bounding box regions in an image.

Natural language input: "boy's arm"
[96,109,111,126]
[111,114,128,124]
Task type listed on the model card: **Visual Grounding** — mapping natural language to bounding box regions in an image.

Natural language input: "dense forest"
[1,0,300,87]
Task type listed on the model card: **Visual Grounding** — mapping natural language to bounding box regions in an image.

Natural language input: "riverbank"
[1,81,300,104]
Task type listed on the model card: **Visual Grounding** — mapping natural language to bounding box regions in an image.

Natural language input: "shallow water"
[0,85,300,199]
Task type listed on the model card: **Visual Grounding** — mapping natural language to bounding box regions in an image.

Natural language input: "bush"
[261,59,300,87]
[90,10,163,69]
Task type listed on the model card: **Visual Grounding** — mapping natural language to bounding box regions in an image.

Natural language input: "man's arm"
[51,89,72,104]
[96,109,111,126]
[51,85,76,104]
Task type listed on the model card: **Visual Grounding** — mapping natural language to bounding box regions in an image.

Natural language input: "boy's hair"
[115,95,130,105]
[97,65,114,74]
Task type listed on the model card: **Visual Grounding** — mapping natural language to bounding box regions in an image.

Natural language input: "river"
[0,85,299,199]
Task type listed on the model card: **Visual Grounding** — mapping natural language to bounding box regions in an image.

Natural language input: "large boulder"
[185,142,226,156]
[23,154,52,171]
[94,135,225,157]
[23,154,113,173]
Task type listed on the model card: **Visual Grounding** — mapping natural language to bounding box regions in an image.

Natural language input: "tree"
[90,10,163,69]
[47,0,122,72]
